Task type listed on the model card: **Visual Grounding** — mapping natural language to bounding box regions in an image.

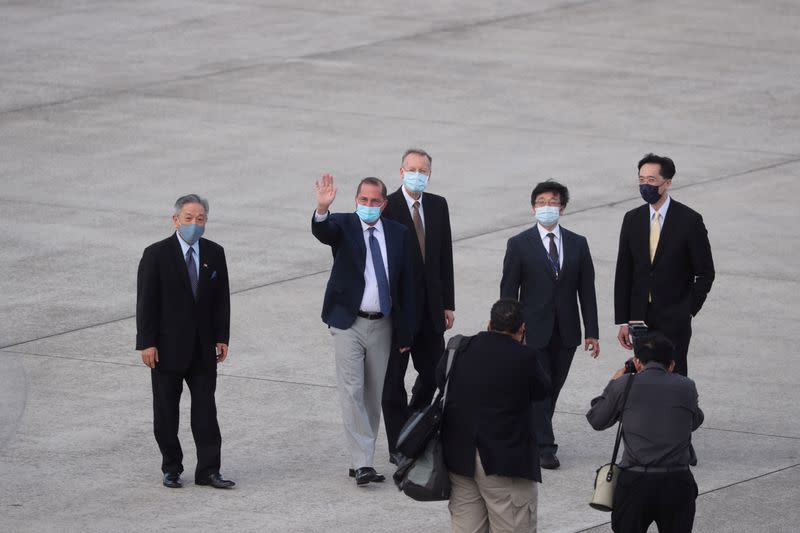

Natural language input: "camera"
[628,320,648,340]
[624,358,637,374]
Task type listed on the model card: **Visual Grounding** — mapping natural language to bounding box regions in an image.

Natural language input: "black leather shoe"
[389,452,402,466]
[540,452,560,470]
[354,467,385,486]
[195,473,235,489]
[163,472,182,488]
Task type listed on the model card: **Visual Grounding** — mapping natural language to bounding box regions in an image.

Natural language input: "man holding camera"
[586,331,704,533]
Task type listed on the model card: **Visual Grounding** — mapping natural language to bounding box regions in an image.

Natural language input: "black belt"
[626,465,690,473]
[357,311,384,320]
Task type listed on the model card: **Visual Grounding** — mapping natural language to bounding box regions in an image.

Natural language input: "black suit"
[136,233,230,478]
[614,198,714,376]
[438,331,550,482]
[501,224,598,455]
[381,188,455,453]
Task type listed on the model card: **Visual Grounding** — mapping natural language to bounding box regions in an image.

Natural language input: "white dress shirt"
[176,231,200,279]
[313,210,389,313]
[401,186,425,228]
[359,218,389,313]
[536,223,563,269]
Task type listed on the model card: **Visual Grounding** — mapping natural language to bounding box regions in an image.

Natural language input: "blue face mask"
[356,204,382,224]
[639,184,662,204]
[535,206,560,227]
[178,223,205,244]
[403,171,429,193]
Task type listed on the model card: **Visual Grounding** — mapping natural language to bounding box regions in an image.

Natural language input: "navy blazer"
[614,199,714,327]
[311,212,415,347]
[500,225,599,349]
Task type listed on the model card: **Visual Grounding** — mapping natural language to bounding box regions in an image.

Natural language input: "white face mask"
[534,206,560,226]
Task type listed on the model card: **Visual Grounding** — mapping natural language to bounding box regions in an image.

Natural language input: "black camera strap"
[609,372,636,465]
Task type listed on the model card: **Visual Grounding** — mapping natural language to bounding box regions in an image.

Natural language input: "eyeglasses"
[638,176,668,186]
[403,167,430,176]
[533,200,561,207]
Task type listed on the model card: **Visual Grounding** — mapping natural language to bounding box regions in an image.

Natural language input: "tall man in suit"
[312,174,415,486]
[381,148,455,464]
[614,153,715,376]
[501,180,599,469]
[136,194,234,489]
[441,299,550,532]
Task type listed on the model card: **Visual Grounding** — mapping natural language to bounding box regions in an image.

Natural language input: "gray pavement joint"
[125,90,799,160]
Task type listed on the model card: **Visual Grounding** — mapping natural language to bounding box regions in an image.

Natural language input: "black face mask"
[639,184,662,204]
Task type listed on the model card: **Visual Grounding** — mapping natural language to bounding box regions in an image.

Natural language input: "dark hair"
[489,299,524,334]
[633,331,676,366]
[401,148,432,168]
[530,180,569,207]
[356,177,387,199]
[637,153,676,180]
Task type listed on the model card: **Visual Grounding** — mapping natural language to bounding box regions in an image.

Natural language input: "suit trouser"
[151,355,221,479]
[382,307,445,453]
[611,469,697,533]
[645,305,692,376]
[532,322,577,455]
[331,316,392,469]
[448,452,538,533]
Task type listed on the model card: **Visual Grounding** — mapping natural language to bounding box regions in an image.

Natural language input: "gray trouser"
[330,316,392,469]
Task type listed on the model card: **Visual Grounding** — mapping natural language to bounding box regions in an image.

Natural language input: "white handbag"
[589,373,635,512]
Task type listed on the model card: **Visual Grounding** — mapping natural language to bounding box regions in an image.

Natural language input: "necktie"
[650,212,661,263]
[186,248,198,299]
[547,233,560,279]
[412,201,425,261]
[368,227,391,316]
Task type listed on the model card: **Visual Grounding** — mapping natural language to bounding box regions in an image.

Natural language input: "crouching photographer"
[586,331,704,533]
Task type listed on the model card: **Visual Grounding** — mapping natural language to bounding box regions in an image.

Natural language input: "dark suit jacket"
[136,234,230,374]
[500,225,599,349]
[381,188,454,334]
[614,199,715,328]
[311,212,415,347]
[438,331,550,481]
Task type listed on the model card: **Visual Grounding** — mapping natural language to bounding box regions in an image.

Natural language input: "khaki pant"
[448,452,538,533]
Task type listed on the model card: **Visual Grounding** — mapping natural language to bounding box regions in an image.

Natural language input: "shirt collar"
[360,218,385,234]
[401,185,423,208]
[175,231,200,256]
[643,361,668,373]
[649,195,671,220]
[536,223,561,241]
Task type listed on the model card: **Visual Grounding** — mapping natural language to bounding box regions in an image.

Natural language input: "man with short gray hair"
[136,194,234,489]
[381,148,455,465]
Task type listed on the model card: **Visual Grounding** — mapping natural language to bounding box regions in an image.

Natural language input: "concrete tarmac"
[2,1,799,532]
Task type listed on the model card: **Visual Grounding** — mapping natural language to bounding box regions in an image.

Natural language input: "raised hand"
[315,173,337,214]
